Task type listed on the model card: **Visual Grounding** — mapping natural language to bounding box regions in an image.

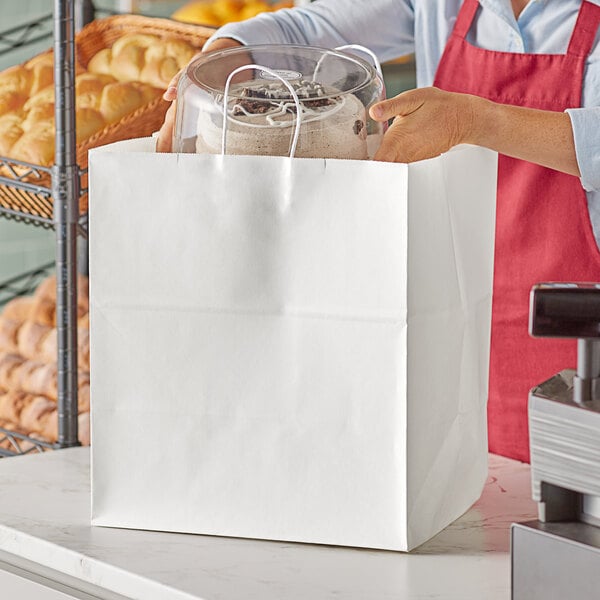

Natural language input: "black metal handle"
[529,283,600,339]
[530,283,600,403]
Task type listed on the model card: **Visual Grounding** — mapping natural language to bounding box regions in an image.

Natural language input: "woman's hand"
[369,87,476,163]
[156,37,244,153]
[369,86,580,177]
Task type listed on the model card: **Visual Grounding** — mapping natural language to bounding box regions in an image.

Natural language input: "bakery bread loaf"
[76,73,116,109]
[88,33,195,89]
[0,350,88,401]
[111,44,147,82]
[0,114,24,157]
[76,107,106,142]
[0,390,30,424]
[24,85,55,111]
[17,320,52,359]
[78,312,89,330]
[10,123,55,166]
[34,274,89,307]
[99,81,156,123]
[19,395,55,437]
[87,48,112,77]
[21,103,55,132]
[0,65,33,95]
[0,90,27,117]
[0,317,20,354]
[0,30,196,166]
[0,353,26,390]
[2,297,34,322]
[37,408,90,446]
[78,411,90,446]
[26,296,56,327]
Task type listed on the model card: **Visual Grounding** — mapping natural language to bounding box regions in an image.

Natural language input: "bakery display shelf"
[0,6,213,459]
[0,0,84,456]
[0,155,89,237]
[0,12,53,58]
[0,428,55,458]
[0,261,54,308]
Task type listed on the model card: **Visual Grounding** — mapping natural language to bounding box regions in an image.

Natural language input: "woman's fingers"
[156,101,177,153]
[158,38,245,149]
[369,89,425,122]
[369,87,476,163]
[162,51,203,101]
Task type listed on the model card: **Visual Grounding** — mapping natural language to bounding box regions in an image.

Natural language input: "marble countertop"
[0,448,535,600]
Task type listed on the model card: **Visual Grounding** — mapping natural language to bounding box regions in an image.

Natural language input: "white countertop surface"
[0,448,536,600]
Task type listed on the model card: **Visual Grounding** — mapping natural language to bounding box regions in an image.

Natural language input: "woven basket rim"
[0,14,214,218]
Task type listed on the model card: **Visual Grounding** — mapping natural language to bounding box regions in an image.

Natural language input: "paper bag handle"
[312,45,383,83]
[222,65,303,158]
[334,45,383,79]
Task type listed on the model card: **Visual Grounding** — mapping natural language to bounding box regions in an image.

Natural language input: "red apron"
[433,0,600,462]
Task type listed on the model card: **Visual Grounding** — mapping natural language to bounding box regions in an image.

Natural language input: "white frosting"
[195,82,370,159]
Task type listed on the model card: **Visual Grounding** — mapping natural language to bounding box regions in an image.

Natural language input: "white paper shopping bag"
[89,138,497,551]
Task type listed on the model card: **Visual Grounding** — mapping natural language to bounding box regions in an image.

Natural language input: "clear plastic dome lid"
[173,44,386,159]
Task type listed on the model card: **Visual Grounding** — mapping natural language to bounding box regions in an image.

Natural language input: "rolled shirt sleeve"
[566,106,600,192]
[204,0,416,64]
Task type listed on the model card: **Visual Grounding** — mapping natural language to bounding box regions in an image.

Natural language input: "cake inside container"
[173,44,386,159]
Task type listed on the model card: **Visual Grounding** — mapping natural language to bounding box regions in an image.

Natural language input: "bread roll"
[87,34,196,90]
[78,312,89,330]
[36,326,55,364]
[11,357,43,392]
[75,73,115,109]
[21,103,55,132]
[17,320,51,360]
[76,107,105,142]
[133,82,162,105]
[111,33,159,57]
[0,113,24,156]
[0,89,27,116]
[0,65,32,94]
[0,390,30,424]
[34,274,89,309]
[140,56,179,89]
[87,48,112,77]
[28,296,56,327]
[78,411,90,446]
[33,275,56,301]
[25,53,54,71]
[30,62,53,96]
[78,382,90,413]
[78,328,90,371]
[111,44,148,82]
[41,407,58,442]
[22,361,57,400]
[0,353,26,390]
[10,122,55,166]
[24,85,54,111]
[99,81,145,123]
[0,416,19,433]
[145,39,196,69]
[2,296,34,322]
[19,395,55,435]
[0,318,20,354]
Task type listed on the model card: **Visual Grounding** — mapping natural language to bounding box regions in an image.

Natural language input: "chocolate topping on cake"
[232,79,340,115]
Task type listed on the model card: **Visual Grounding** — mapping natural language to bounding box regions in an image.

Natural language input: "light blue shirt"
[209,0,600,245]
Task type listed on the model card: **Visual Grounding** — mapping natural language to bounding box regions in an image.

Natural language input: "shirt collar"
[478,0,547,29]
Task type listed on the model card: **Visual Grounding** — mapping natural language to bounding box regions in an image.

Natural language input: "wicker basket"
[0,15,215,220]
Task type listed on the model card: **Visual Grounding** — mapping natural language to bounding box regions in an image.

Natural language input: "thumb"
[163,51,204,101]
[163,69,184,101]
[369,89,425,122]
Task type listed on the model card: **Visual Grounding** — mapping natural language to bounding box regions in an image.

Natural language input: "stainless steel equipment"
[512,282,600,600]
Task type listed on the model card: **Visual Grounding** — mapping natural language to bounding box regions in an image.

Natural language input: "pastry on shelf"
[172,0,294,26]
[88,32,196,89]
